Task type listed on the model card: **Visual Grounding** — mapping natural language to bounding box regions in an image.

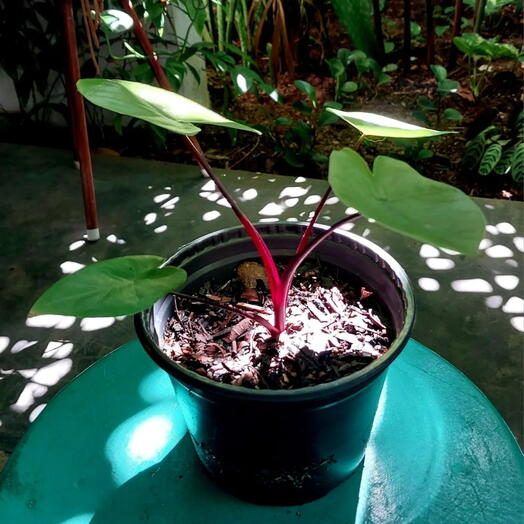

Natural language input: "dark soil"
[162,261,391,389]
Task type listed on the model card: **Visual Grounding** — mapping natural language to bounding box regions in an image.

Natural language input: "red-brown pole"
[62,0,100,241]
[118,0,205,160]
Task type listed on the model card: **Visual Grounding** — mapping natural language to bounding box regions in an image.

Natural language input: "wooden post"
[61,0,100,241]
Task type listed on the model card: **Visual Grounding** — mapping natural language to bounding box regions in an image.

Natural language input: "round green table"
[0,339,522,523]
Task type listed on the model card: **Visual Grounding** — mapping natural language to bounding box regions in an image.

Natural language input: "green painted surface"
[0,339,522,523]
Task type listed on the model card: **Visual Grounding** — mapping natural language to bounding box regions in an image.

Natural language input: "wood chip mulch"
[162,262,391,390]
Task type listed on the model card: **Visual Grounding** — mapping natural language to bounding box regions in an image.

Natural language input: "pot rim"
[135,222,415,402]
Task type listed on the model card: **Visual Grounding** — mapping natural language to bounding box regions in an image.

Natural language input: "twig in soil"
[172,291,276,337]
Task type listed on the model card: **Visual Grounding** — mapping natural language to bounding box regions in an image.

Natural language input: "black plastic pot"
[135,223,415,505]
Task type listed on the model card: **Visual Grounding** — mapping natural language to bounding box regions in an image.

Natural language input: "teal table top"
[0,339,522,523]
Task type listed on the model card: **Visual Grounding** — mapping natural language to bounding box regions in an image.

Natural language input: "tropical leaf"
[294,80,317,107]
[430,64,448,82]
[77,79,261,136]
[515,109,524,140]
[30,256,187,317]
[326,109,450,138]
[453,33,520,60]
[479,143,503,175]
[494,146,514,175]
[328,149,485,255]
[330,0,380,59]
[443,108,463,121]
[463,132,487,169]
[511,143,524,182]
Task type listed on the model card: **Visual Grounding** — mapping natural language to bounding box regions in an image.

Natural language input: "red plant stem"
[183,139,284,325]
[273,212,362,334]
[172,292,278,337]
[295,186,331,254]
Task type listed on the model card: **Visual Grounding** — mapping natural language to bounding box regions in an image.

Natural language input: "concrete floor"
[1,143,522,451]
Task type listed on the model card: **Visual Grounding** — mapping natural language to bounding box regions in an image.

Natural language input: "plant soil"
[162,262,391,389]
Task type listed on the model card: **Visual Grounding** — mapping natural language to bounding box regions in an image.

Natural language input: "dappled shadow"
[0,143,522,450]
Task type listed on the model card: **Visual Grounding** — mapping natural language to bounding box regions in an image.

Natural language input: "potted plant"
[30,79,485,504]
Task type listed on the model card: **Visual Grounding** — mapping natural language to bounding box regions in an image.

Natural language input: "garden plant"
[29,78,487,503]
[31,79,486,341]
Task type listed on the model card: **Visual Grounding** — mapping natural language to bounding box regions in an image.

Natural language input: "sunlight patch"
[502,297,524,314]
[419,244,440,258]
[418,278,440,291]
[259,202,284,216]
[510,317,524,332]
[494,275,519,290]
[485,245,513,258]
[80,317,116,331]
[69,240,85,251]
[144,212,157,225]
[61,261,85,274]
[279,186,309,198]
[451,279,493,293]
[32,359,73,386]
[426,258,455,270]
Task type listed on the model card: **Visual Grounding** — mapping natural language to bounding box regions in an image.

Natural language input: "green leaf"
[337,48,353,66]
[410,22,421,36]
[377,72,392,85]
[328,149,485,255]
[412,110,431,126]
[318,111,340,127]
[494,146,514,175]
[384,41,395,53]
[435,25,449,37]
[326,109,450,138]
[463,132,487,169]
[417,148,434,160]
[77,79,261,136]
[453,33,520,59]
[511,143,524,182]
[417,96,437,111]
[311,152,329,163]
[30,256,187,317]
[443,108,463,121]
[294,80,317,107]
[438,78,460,95]
[430,64,448,82]
[275,117,293,126]
[341,81,358,93]
[479,143,503,175]
[292,100,313,114]
[132,63,155,84]
[382,63,398,73]
[99,9,134,35]
[326,57,345,78]
[283,150,305,168]
[330,0,380,59]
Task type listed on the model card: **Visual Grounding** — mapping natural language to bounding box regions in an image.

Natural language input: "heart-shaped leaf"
[30,256,187,317]
[326,109,450,138]
[77,79,261,136]
[329,148,486,255]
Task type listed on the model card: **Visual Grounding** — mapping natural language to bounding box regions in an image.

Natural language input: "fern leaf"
[463,133,486,169]
[479,143,502,175]
[494,146,514,175]
[511,142,524,182]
